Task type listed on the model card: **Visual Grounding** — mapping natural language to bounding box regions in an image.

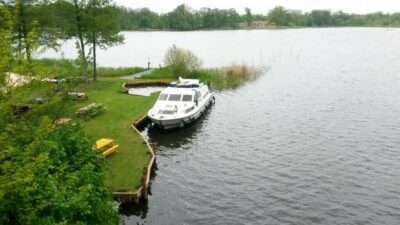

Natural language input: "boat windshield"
[182,95,193,102]
[168,94,181,101]
[158,94,168,101]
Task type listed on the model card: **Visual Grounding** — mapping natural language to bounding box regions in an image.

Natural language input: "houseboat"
[148,78,215,129]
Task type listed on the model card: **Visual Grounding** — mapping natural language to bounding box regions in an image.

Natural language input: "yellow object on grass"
[96,138,114,149]
[96,138,119,157]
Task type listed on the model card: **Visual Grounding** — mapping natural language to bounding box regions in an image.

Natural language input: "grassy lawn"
[76,78,159,191]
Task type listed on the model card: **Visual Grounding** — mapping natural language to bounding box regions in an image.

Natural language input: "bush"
[0,117,119,225]
[164,45,202,76]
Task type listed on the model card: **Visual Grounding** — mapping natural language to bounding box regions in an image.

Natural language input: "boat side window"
[168,94,182,101]
[158,94,168,101]
[182,95,193,102]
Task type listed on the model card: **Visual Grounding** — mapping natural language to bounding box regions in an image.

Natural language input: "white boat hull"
[149,93,215,129]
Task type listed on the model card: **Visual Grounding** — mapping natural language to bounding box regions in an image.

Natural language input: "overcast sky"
[114,0,398,14]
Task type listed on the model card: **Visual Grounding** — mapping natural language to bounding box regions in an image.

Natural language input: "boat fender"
[179,120,184,128]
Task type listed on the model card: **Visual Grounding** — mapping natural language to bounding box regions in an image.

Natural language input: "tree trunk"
[18,0,33,73]
[73,0,88,83]
[17,24,23,65]
[92,32,97,81]
[91,0,97,81]
[16,0,24,65]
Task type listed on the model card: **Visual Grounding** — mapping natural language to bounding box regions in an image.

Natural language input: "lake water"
[45,28,400,224]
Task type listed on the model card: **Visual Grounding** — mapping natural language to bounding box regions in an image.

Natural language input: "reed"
[175,64,263,90]
[141,64,263,90]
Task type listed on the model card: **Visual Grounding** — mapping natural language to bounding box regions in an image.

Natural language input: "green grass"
[11,58,163,191]
[75,78,159,191]
[139,67,176,79]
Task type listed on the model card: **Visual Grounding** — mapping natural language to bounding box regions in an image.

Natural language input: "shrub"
[192,64,263,90]
[164,44,202,76]
[0,117,119,225]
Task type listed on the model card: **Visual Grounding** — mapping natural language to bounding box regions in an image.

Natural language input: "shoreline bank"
[113,115,155,203]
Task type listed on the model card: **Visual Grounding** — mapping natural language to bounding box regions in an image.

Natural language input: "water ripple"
[122,28,400,225]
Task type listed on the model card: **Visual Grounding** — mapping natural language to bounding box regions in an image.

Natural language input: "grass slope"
[77,78,158,191]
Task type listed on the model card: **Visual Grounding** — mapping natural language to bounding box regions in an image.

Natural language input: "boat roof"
[161,87,196,95]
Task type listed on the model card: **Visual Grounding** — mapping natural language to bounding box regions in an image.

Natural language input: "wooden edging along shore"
[113,80,172,203]
[121,80,171,93]
[112,115,155,203]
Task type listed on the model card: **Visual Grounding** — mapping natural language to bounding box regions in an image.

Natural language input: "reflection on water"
[142,107,213,155]
[119,108,213,220]
[120,200,149,221]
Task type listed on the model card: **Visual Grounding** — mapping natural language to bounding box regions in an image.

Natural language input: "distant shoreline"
[121,26,399,32]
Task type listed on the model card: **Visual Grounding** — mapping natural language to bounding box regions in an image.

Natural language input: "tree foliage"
[53,0,123,82]
[1,0,57,75]
[164,45,202,76]
[119,5,242,30]
[244,7,253,26]
[268,6,290,26]
[0,5,13,86]
[118,5,400,30]
[0,117,119,225]
[0,3,119,225]
[86,0,124,81]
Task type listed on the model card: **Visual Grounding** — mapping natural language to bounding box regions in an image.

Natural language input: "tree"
[72,0,90,82]
[54,0,91,83]
[87,0,124,81]
[0,117,120,225]
[268,6,289,26]
[199,8,240,29]
[166,4,196,30]
[0,4,119,224]
[13,0,34,67]
[244,7,252,26]
[0,5,13,90]
[1,0,55,75]
[287,10,307,26]
[54,0,123,82]
[310,10,332,26]
[164,45,202,76]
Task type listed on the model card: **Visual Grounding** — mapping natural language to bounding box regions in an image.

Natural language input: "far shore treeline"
[120,5,400,30]
[1,1,398,225]
[2,3,400,34]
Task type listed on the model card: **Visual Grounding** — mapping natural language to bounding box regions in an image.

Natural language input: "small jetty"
[120,69,155,80]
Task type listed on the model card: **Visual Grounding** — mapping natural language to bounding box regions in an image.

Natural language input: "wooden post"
[142,177,148,200]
